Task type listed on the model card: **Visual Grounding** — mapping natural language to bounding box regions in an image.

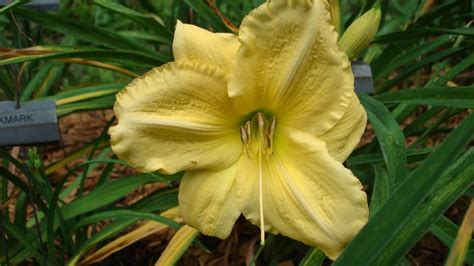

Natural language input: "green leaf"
[56,94,116,117]
[334,112,474,266]
[72,209,181,231]
[21,62,57,101]
[61,174,159,220]
[299,248,325,266]
[44,138,109,174]
[372,149,474,265]
[347,147,434,166]
[3,221,45,265]
[68,189,178,265]
[0,149,53,203]
[373,36,450,80]
[0,167,48,214]
[412,109,463,146]
[379,46,466,92]
[0,167,29,194]
[390,52,474,127]
[360,94,407,183]
[375,86,474,108]
[12,8,150,51]
[0,69,14,99]
[402,107,445,136]
[13,192,28,230]
[156,225,199,265]
[374,27,474,43]
[43,174,167,264]
[184,0,228,32]
[45,83,124,105]
[263,235,302,265]
[118,30,169,43]
[93,0,173,43]
[431,217,460,246]
[0,47,167,67]
[427,52,474,87]
[68,220,138,265]
[413,2,460,28]
[445,207,473,266]
[0,0,28,15]
[369,164,394,218]
[430,216,474,264]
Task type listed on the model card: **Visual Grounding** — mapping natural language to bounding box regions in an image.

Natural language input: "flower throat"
[239,112,277,159]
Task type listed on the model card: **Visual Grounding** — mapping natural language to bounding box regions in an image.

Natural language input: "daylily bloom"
[109,0,368,259]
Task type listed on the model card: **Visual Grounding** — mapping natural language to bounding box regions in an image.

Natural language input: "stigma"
[240,112,277,159]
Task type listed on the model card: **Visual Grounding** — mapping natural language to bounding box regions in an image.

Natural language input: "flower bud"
[338,4,381,60]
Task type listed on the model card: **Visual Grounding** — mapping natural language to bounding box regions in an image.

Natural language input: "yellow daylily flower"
[109,0,368,260]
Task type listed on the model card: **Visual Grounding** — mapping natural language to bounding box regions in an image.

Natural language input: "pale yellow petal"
[109,61,241,174]
[228,0,353,135]
[317,92,367,162]
[173,21,239,73]
[236,129,368,260]
[179,163,240,239]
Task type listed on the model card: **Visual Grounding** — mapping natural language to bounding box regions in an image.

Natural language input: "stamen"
[268,117,277,138]
[256,112,265,129]
[245,121,251,143]
[258,149,265,245]
[256,112,270,148]
[266,117,278,155]
[240,126,249,144]
[240,125,253,159]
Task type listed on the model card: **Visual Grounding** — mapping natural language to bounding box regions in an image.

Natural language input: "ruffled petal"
[235,129,368,259]
[179,163,241,239]
[173,21,239,73]
[228,0,353,135]
[317,92,367,162]
[109,61,241,174]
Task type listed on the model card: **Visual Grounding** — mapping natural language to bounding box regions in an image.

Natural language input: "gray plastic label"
[352,61,374,93]
[0,109,55,128]
[0,101,60,146]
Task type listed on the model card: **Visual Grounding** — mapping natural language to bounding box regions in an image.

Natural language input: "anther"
[256,112,265,130]
[264,117,277,154]
[240,126,249,144]
[268,117,277,138]
[245,121,251,142]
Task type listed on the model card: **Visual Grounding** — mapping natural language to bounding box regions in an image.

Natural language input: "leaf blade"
[360,94,408,183]
[375,86,474,108]
[334,112,474,266]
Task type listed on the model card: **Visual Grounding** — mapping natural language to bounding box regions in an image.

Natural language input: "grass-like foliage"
[0,0,473,265]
